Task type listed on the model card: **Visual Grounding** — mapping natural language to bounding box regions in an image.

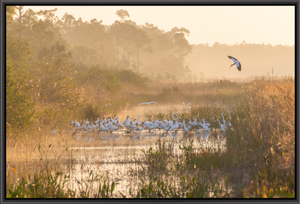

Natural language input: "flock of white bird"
[63,111,231,141]
[49,99,233,143]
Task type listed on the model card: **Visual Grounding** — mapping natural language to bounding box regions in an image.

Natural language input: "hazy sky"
[25,6,295,46]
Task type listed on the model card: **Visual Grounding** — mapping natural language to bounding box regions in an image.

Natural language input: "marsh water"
[59,129,227,198]
[8,104,247,198]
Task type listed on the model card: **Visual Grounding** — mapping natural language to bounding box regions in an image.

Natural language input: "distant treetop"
[116,9,130,22]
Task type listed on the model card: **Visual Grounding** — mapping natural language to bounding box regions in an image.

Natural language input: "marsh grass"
[6,77,295,198]
[130,77,295,198]
[6,166,116,198]
[124,172,228,198]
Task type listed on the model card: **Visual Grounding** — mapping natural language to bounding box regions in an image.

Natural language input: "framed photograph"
[2,1,298,202]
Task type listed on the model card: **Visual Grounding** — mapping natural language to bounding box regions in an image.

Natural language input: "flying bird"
[138,102,158,106]
[228,56,241,71]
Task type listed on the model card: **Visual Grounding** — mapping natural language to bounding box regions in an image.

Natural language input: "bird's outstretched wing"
[228,56,239,64]
[228,55,238,61]
[149,102,158,104]
[228,55,241,71]
[138,102,147,105]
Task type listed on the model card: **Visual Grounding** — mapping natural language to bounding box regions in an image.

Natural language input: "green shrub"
[6,65,35,130]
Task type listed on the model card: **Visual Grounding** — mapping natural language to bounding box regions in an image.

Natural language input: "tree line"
[7,7,193,76]
[6,6,194,132]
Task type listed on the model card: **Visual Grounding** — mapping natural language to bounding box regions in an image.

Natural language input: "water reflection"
[202,131,210,140]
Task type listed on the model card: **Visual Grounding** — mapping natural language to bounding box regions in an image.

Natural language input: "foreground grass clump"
[193,79,295,198]
[7,167,116,198]
[229,81,294,163]
[7,169,74,198]
[243,168,295,198]
[127,138,231,198]
[123,173,228,198]
[234,79,295,198]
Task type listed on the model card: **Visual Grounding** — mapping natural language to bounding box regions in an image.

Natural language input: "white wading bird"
[183,124,189,133]
[138,102,158,106]
[217,119,227,132]
[228,55,241,71]
[221,112,232,127]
